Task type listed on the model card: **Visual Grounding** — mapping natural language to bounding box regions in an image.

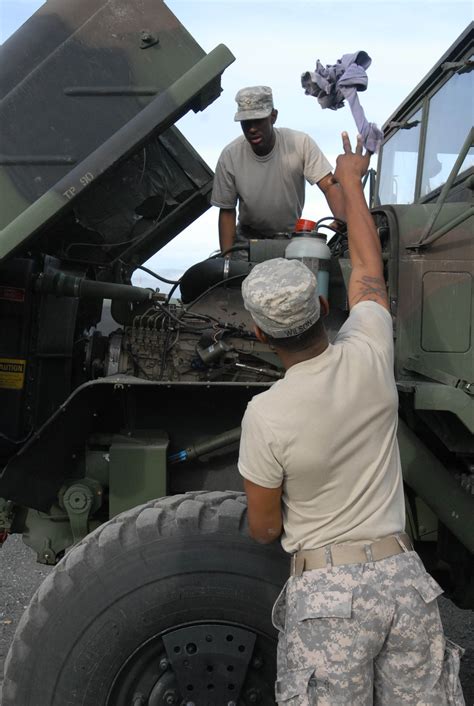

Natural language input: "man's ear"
[254,325,269,343]
[270,109,278,125]
[319,295,329,318]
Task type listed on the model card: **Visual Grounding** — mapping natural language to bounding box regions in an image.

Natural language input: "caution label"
[0,358,26,390]
[0,286,25,303]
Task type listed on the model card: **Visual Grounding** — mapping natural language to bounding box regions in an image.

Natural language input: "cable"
[136,147,147,188]
[184,274,248,311]
[65,186,169,261]
[165,279,181,304]
[315,216,346,228]
[181,309,224,325]
[0,430,33,445]
[112,187,169,264]
[317,224,346,236]
[64,234,140,257]
[153,300,210,331]
[153,298,246,336]
[136,265,180,286]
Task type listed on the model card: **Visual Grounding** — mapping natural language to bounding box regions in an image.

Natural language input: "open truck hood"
[0,0,235,266]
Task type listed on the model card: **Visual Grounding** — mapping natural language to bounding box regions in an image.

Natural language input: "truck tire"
[2,491,289,706]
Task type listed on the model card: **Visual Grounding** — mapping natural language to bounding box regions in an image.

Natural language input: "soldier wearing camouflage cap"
[211,85,345,258]
[238,134,464,704]
[242,258,322,339]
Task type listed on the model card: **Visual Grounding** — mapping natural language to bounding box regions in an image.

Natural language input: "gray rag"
[301,50,383,154]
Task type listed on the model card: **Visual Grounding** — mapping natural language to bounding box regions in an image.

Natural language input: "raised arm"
[334,133,388,311]
[317,172,346,221]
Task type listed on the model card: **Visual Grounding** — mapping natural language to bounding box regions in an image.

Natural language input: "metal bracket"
[441,59,474,75]
[61,479,103,543]
[404,357,473,395]
[162,623,256,705]
[361,167,377,207]
[39,537,58,565]
[386,119,421,131]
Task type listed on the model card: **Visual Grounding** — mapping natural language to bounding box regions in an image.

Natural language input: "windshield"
[420,62,474,197]
[377,110,422,205]
[377,60,473,205]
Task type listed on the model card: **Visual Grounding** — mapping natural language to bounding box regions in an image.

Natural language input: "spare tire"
[3,491,289,706]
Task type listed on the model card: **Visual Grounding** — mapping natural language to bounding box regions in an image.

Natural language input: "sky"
[1,0,472,291]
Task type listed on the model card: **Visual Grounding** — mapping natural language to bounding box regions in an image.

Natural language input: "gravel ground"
[1,534,473,704]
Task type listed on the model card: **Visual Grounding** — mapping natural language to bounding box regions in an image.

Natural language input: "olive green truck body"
[0,2,472,703]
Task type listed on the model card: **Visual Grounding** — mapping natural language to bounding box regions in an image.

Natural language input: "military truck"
[0,0,472,701]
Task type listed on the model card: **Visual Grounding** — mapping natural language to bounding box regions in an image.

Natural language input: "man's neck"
[276,336,329,371]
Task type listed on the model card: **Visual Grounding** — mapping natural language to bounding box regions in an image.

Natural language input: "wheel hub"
[161,623,256,703]
[107,621,274,706]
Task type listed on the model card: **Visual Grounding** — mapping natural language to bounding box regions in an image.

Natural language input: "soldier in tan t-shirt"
[211,85,345,257]
[238,134,464,704]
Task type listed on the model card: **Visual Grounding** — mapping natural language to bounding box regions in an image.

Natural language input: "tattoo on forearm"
[353,275,387,303]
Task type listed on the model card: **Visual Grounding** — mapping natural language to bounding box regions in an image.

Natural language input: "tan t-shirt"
[238,302,405,553]
[211,128,332,239]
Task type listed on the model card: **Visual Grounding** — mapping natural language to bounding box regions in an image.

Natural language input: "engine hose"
[35,272,153,302]
[168,427,241,464]
[179,258,251,304]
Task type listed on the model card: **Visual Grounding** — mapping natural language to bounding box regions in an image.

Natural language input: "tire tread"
[2,491,254,705]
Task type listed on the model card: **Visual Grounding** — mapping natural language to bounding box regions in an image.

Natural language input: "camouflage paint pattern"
[234,85,274,121]
[272,551,465,704]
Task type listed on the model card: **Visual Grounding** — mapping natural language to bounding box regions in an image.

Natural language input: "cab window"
[420,64,474,197]
[377,109,422,205]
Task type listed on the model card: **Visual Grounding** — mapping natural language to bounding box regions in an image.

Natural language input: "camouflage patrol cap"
[234,86,274,122]
[242,258,320,339]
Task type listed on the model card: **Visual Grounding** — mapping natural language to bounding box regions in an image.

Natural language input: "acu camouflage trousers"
[272,551,464,705]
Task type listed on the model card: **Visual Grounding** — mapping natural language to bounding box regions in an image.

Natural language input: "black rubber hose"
[35,272,153,302]
[179,258,251,304]
[168,427,242,464]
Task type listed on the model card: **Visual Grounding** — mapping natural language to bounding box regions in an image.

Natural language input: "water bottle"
[285,220,331,298]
